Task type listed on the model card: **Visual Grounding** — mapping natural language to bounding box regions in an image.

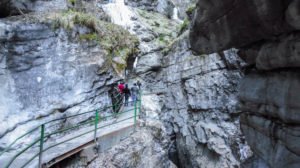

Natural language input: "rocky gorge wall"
[135,31,254,167]
[121,0,255,167]
[190,0,300,167]
[0,0,138,152]
[0,0,298,168]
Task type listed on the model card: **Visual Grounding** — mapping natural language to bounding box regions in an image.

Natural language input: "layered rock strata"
[134,30,253,167]
[190,0,300,167]
[0,0,136,151]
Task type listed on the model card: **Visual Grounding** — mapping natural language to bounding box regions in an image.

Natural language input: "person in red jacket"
[118,82,125,93]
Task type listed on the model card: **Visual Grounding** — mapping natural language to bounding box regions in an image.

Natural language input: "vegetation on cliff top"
[50,10,139,74]
[135,8,180,46]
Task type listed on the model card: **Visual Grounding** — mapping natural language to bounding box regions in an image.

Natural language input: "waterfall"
[102,0,136,33]
[172,7,183,23]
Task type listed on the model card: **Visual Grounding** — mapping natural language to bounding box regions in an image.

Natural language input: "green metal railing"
[0,89,142,168]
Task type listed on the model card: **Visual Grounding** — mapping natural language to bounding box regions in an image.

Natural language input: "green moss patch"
[50,10,139,73]
[180,19,189,31]
[186,5,196,13]
[135,8,180,46]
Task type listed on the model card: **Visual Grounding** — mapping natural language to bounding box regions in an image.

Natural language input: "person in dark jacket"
[123,84,131,106]
[131,83,139,106]
[136,78,142,90]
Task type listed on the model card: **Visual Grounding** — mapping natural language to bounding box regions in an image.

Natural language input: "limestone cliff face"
[135,32,252,167]
[0,0,135,151]
[0,19,117,149]
[125,0,196,19]
[124,2,254,167]
[190,0,300,167]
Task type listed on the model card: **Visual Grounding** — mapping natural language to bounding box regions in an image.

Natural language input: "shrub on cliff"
[50,10,139,74]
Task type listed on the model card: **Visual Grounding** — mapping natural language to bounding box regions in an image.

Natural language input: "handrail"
[1,89,142,168]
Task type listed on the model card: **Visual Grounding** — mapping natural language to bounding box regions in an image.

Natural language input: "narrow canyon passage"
[0,0,299,168]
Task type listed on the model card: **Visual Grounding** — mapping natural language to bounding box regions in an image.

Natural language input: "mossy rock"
[49,10,139,74]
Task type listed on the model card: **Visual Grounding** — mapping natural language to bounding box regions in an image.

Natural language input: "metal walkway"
[0,89,142,168]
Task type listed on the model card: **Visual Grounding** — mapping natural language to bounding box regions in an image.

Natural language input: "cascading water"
[102,0,182,70]
[172,7,183,23]
[102,0,136,33]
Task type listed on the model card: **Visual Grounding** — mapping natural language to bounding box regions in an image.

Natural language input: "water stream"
[102,0,136,33]
[102,0,182,69]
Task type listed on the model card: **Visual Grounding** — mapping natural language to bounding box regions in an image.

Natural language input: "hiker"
[118,82,125,93]
[136,78,142,90]
[123,84,131,106]
[131,83,139,106]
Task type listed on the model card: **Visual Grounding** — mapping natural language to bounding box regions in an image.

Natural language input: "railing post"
[134,100,137,125]
[114,104,117,113]
[139,90,142,118]
[38,124,45,168]
[94,110,98,145]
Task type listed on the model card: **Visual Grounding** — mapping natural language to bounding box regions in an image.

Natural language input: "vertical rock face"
[190,0,295,54]
[125,0,196,19]
[88,127,176,168]
[125,3,253,167]
[0,18,119,149]
[0,0,67,17]
[161,34,251,168]
[125,0,175,17]
[135,31,252,167]
[190,0,300,167]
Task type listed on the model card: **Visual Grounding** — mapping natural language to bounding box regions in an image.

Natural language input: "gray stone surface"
[239,71,300,168]
[190,0,300,167]
[125,0,196,20]
[125,0,174,18]
[136,52,162,74]
[239,72,300,124]
[255,33,300,70]
[189,0,295,54]
[286,0,300,30]
[0,18,119,150]
[87,127,177,168]
[0,0,67,17]
[134,32,252,168]
[240,114,300,168]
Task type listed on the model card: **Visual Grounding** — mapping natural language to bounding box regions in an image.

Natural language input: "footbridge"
[0,88,142,168]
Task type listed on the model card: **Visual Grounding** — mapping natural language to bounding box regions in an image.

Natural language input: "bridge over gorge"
[0,88,142,168]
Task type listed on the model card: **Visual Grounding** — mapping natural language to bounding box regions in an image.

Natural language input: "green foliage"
[116,62,127,72]
[159,34,169,44]
[132,151,140,166]
[52,10,139,74]
[79,33,97,41]
[70,0,75,5]
[186,5,196,13]
[180,19,189,31]
[135,8,180,46]
[159,34,165,41]
[200,54,207,58]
